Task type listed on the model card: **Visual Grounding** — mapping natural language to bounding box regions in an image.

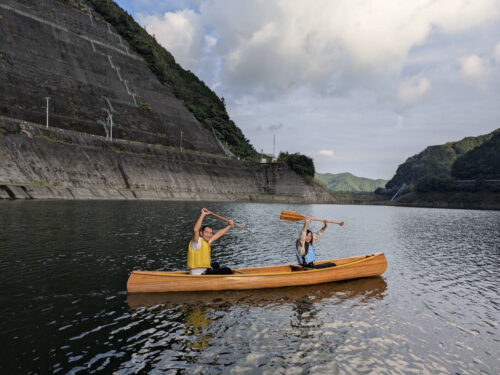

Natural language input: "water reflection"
[127,277,387,309]
[124,277,387,373]
[184,308,213,350]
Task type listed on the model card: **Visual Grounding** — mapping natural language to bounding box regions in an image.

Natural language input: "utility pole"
[45,97,50,128]
[273,134,276,158]
[103,109,113,141]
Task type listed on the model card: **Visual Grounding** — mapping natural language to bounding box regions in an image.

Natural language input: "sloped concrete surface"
[0,119,334,202]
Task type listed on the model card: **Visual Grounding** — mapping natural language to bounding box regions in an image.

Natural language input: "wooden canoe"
[127,253,387,293]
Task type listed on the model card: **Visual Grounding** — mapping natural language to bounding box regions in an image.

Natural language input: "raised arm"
[297,217,310,256]
[193,208,210,242]
[313,219,328,242]
[210,220,234,243]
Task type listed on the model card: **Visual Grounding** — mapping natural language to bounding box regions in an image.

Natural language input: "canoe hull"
[127,253,387,293]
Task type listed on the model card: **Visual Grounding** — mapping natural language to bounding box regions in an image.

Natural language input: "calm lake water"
[0,201,498,374]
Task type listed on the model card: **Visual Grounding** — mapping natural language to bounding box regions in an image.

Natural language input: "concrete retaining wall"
[0,118,334,202]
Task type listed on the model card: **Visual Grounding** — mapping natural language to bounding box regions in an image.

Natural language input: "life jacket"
[295,240,317,265]
[187,238,211,269]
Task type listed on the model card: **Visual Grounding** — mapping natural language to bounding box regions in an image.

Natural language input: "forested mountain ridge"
[315,172,387,192]
[386,129,499,189]
[451,130,500,179]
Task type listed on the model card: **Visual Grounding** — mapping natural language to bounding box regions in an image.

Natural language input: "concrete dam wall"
[0,0,334,203]
[0,118,334,202]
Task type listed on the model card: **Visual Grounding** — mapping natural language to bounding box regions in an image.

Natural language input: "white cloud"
[316,150,336,159]
[396,115,405,129]
[136,0,500,99]
[459,55,488,77]
[397,77,431,104]
[204,35,217,50]
[494,42,500,63]
[138,9,203,67]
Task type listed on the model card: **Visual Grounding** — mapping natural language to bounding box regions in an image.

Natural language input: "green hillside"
[451,130,500,179]
[315,172,388,192]
[88,0,256,159]
[386,130,497,189]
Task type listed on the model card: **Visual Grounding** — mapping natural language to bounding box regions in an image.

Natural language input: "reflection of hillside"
[126,277,387,310]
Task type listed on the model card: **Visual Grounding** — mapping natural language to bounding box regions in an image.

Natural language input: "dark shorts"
[304,262,336,269]
[203,262,233,275]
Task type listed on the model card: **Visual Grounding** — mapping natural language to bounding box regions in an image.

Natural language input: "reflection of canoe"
[127,253,387,293]
[126,276,387,309]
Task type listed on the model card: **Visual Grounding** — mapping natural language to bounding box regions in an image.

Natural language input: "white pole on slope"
[109,113,113,142]
[45,97,50,128]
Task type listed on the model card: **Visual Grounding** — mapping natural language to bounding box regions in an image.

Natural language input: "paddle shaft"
[280,210,344,226]
[209,212,252,232]
[308,218,344,225]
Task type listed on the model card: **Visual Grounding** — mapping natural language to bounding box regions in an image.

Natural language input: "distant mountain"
[386,129,498,189]
[315,172,388,192]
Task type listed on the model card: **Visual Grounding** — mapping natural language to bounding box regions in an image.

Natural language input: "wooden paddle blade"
[280,210,306,221]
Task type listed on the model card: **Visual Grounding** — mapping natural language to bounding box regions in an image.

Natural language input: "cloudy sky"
[115,0,500,179]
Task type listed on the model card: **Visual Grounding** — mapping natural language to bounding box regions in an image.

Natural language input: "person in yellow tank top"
[188,208,234,275]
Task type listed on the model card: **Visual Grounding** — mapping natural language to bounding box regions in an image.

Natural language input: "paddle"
[208,211,252,232]
[280,210,344,226]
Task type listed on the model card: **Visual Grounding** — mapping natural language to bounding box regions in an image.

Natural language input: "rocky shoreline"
[330,191,500,210]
